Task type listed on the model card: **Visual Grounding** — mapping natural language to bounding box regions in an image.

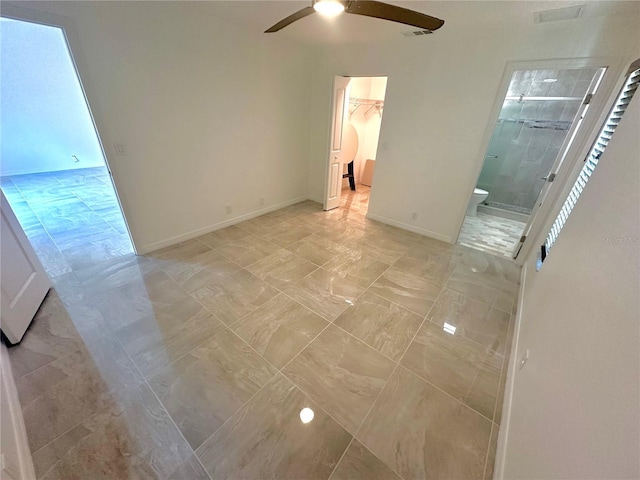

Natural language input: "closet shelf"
[349,97,384,118]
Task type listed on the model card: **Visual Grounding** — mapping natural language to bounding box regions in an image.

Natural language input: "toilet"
[466,188,489,217]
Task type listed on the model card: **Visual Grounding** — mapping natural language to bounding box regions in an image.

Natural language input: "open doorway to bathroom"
[0,17,133,278]
[325,76,387,217]
[458,65,606,258]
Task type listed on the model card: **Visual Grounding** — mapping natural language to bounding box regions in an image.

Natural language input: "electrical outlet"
[411,212,418,221]
[72,155,80,163]
[114,143,126,156]
[225,205,232,215]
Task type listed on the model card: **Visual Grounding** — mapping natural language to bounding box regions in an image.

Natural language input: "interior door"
[1,191,50,344]
[513,68,606,259]
[324,76,351,211]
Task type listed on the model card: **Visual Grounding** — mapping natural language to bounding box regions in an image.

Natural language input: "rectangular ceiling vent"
[534,5,586,23]
[402,29,433,37]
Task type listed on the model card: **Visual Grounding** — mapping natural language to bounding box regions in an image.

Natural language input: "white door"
[324,76,351,211]
[1,191,50,344]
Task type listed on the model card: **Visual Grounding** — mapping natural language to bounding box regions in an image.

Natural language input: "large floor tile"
[353,232,411,265]
[393,251,457,285]
[284,268,365,322]
[160,249,242,293]
[215,235,280,267]
[358,368,492,480]
[147,239,212,270]
[196,374,352,480]
[149,329,277,449]
[258,221,315,247]
[31,384,195,480]
[283,324,395,434]
[401,322,502,419]
[286,234,349,266]
[330,439,401,480]
[230,294,328,368]
[334,291,423,361]
[247,249,317,290]
[192,269,279,324]
[446,264,518,306]
[368,266,442,317]
[198,225,249,249]
[323,250,390,289]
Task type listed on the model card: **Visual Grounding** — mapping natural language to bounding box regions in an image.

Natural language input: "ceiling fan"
[265,0,445,33]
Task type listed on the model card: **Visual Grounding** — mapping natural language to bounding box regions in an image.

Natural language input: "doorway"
[0,17,133,277]
[323,75,387,218]
[457,65,606,258]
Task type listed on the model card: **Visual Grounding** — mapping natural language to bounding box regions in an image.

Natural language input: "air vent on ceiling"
[534,5,585,23]
[402,29,433,37]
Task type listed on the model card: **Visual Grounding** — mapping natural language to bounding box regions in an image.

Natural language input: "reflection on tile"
[283,325,395,434]
[32,384,193,480]
[401,322,502,419]
[247,249,317,290]
[17,334,143,452]
[284,268,365,322]
[353,232,410,265]
[286,234,348,266]
[196,374,351,480]
[161,249,241,293]
[330,439,401,480]
[149,329,277,449]
[75,254,157,293]
[215,235,280,267]
[358,368,491,480]
[231,294,328,368]
[192,269,279,325]
[446,264,517,306]
[369,266,441,317]
[323,250,390,289]
[335,291,423,361]
[428,288,510,353]
[147,239,211,270]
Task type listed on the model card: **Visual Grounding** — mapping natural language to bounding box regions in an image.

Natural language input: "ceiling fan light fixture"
[313,0,345,17]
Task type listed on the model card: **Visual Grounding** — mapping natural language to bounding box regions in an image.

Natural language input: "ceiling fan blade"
[265,6,316,33]
[345,1,444,31]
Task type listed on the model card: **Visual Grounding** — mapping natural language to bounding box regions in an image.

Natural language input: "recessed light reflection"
[345,299,354,305]
[300,407,315,424]
[542,78,558,83]
[443,322,456,335]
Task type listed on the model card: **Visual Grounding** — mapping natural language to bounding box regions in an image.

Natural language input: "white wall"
[3,1,312,253]
[0,18,105,176]
[307,14,640,242]
[500,82,639,478]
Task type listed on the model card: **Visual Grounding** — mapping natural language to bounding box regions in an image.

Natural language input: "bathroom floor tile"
[458,213,526,258]
[283,324,395,434]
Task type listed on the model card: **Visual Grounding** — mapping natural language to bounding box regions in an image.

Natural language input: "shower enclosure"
[477,67,602,216]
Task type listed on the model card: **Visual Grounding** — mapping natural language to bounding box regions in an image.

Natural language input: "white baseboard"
[365,212,454,244]
[136,195,310,254]
[1,344,36,480]
[493,262,527,479]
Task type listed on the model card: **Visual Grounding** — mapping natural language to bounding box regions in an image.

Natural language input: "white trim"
[0,344,36,480]
[494,261,527,479]
[136,196,311,254]
[365,212,453,244]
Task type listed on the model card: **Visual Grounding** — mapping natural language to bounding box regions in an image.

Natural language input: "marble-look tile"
[393,252,458,285]
[7,293,84,378]
[116,301,224,377]
[335,291,423,361]
[428,288,510,354]
[147,239,212,270]
[446,264,517,306]
[16,334,144,452]
[459,248,521,285]
[236,214,285,235]
[74,253,158,293]
[458,213,526,259]
[48,223,121,252]
[32,384,194,480]
[369,266,441,317]
[358,368,492,480]
[60,233,133,271]
[192,269,279,325]
[149,329,277,449]
[196,374,351,480]
[247,249,317,290]
[330,439,401,480]
[161,249,242,293]
[283,325,395,434]
[167,455,210,480]
[401,322,502,419]
[286,234,349,266]
[353,232,411,264]
[314,222,372,244]
[284,268,365,322]
[323,250,390,289]
[258,222,315,247]
[215,235,280,267]
[198,225,250,249]
[230,294,328,368]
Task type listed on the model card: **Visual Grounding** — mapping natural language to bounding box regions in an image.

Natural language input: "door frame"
[454,56,627,264]
[0,3,137,253]
[323,74,388,212]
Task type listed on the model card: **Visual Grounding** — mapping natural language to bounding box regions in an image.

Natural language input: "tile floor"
[458,213,527,258]
[5,179,520,480]
[1,166,133,277]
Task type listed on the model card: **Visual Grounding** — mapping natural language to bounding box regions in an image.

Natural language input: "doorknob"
[542,173,556,182]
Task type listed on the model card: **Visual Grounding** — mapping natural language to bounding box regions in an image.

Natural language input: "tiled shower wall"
[477,68,599,214]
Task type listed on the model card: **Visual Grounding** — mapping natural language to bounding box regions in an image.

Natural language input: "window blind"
[543,63,640,257]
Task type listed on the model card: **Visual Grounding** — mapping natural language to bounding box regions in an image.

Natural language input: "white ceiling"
[193,1,640,45]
